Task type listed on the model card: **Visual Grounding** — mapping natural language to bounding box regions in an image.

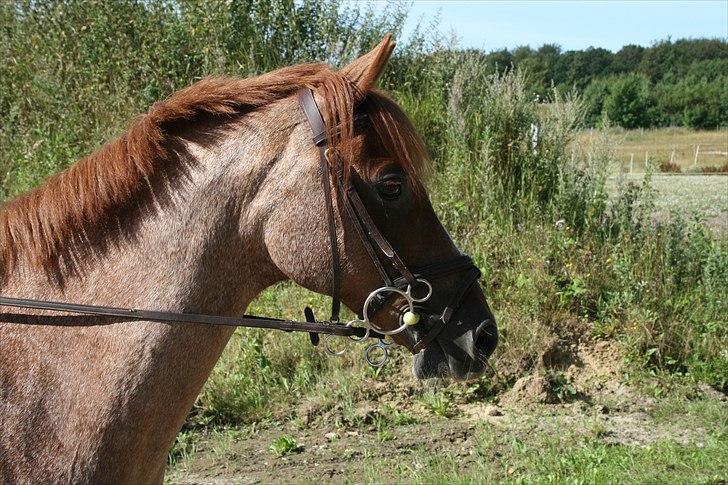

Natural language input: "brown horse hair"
[0,63,427,283]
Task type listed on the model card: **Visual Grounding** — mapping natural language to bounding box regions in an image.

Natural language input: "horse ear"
[340,34,396,99]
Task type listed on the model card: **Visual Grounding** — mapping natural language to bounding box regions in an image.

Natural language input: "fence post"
[694,145,700,166]
[670,148,675,164]
[630,153,634,174]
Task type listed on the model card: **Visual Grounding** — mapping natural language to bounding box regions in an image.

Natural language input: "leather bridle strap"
[333,168,394,287]
[411,266,481,354]
[391,255,476,288]
[343,179,417,285]
[297,89,341,322]
[302,96,417,288]
[298,88,412,295]
[0,295,384,338]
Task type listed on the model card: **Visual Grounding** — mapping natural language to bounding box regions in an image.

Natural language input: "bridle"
[297,89,481,364]
[0,88,481,368]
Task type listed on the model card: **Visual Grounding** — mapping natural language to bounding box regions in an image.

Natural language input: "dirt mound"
[499,338,624,408]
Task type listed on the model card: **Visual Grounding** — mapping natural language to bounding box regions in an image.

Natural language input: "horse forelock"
[0,62,427,282]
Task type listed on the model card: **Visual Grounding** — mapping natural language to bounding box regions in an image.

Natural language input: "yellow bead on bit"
[403,311,420,326]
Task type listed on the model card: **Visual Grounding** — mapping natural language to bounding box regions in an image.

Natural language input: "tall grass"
[1,1,726,427]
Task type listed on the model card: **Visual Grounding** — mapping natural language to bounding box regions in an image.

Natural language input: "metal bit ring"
[362,286,413,336]
[323,334,348,356]
[407,278,433,303]
[365,340,389,368]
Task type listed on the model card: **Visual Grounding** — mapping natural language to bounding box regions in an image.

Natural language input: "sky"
[357,1,728,52]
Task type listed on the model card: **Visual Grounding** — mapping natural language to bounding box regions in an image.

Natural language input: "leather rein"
[0,88,480,363]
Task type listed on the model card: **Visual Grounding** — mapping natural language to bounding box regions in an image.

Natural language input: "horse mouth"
[412,330,490,381]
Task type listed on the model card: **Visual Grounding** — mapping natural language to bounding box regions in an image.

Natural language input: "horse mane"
[0,63,427,283]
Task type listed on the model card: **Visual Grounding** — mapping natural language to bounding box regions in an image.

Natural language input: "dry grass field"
[607,174,728,232]
[576,127,728,173]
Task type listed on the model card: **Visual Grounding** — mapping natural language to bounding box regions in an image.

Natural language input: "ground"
[166,341,728,484]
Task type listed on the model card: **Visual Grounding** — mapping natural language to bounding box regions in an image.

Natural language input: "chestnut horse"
[0,36,496,483]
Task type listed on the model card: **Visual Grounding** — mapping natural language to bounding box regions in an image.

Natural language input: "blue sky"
[358,1,728,52]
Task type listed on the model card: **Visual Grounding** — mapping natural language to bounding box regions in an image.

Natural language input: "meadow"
[576,127,728,173]
[1,1,727,483]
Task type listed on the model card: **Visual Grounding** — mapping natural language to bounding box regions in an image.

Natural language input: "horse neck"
[1,119,288,481]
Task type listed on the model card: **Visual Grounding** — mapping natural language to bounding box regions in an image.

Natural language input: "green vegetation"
[366,427,728,484]
[2,1,727,481]
[467,38,728,129]
[269,435,302,457]
[419,390,456,418]
[545,371,577,402]
[167,430,197,466]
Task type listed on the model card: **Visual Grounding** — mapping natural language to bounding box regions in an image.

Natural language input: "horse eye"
[377,179,403,200]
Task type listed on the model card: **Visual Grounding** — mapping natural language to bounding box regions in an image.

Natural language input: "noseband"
[0,89,481,368]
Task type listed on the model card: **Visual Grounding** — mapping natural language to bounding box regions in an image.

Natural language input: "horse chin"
[412,342,487,381]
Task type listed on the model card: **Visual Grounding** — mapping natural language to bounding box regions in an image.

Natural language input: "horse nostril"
[475,318,498,357]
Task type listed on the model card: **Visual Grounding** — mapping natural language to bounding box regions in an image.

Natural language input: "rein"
[0,295,379,339]
[0,88,481,367]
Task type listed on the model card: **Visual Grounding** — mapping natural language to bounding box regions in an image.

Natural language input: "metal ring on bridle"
[406,278,433,303]
[362,286,414,335]
[346,318,370,342]
[324,333,348,356]
[365,340,389,368]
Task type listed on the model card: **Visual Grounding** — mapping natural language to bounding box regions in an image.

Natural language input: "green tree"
[581,78,611,126]
[604,74,651,128]
[610,44,645,75]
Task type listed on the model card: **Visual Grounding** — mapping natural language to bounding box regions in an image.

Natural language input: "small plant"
[420,390,456,418]
[391,409,417,426]
[167,431,196,466]
[547,371,578,402]
[381,405,417,426]
[377,429,395,443]
[587,418,609,440]
[269,435,302,457]
[558,276,587,306]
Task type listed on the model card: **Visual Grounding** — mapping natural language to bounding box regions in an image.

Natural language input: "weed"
[167,431,197,466]
[268,435,302,457]
[377,430,395,443]
[586,418,610,440]
[547,371,578,402]
[381,406,418,426]
[419,391,456,418]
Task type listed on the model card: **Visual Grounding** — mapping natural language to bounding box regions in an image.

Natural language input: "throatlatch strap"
[298,88,341,322]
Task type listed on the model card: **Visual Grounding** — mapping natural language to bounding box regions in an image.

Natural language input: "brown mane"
[0,64,427,283]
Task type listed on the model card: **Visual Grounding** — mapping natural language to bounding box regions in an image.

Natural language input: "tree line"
[454,38,728,129]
